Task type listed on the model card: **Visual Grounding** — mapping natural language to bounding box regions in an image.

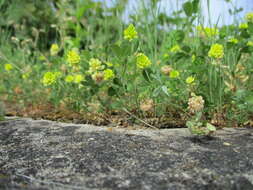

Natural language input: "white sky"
[101,0,253,25]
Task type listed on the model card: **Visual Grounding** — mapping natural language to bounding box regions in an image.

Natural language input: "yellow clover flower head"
[73,74,84,84]
[163,53,170,59]
[186,76,195,84]
[105,62,113,67]
[136,53,151,69]
[54,72,62,78]
[239,23,248,29]
[88,58,104,73]
[247,41,253,47]
[22,73,30,79]
[196,26,219,38]
[4,64,13,71]
[228,37,238,44]
[245,12,253,22]
[65,75,74,83]
[67,50,81,66]
[124,24,138,41]
[208,43,224,59]
[170,45,181,53]
[169,70,180,78]
[104,69,115,80]
[192,54,196,62]
[50,44,60,56]
[205,27,219,37]
[42,71,61,86]
[39,55,46,61]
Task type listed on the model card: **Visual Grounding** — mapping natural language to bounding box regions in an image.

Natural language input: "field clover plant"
[1,0,253,135]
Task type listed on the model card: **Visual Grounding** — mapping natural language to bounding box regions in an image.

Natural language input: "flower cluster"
[88,58,104,73]
[4,64,13,71]
[88,58,115,82]
[245,12,253,23]
[186,76,195,84]
[247,41,253,47]
[104,69,115,80]
[170,45,181,53]
[50,44,60,56]
[239,23,248,29]
[188,94,204,113]
[196,26,219,38]
[73,74,84,83]
[22,73,30,79]
[65,75,74,83]
[136,53,151,69]
[228,37,238,44]
[169,70,180,78]
[67,50,81,66]
[42,71,61,86]
[65,74,84,84]
[191,54,196,62]
[124,24,138,41]
[208,43,224,59]
[88,58,104,83]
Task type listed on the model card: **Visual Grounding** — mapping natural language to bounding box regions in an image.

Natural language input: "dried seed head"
[14,86,23,95]
[88,102,100,112]
[140,99,154,112]
[161,65,173,75]
[188,95,204,113]
[60,64,67,72]
[92,72,104,83]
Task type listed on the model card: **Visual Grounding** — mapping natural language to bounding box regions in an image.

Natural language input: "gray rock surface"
[1,117,253,190]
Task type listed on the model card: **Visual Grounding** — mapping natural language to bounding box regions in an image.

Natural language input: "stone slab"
[1,117,253,190]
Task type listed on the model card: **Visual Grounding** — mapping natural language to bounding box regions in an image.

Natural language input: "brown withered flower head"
[188,94,204,113]
[92,72,104,83]
[161,65,173,75]
[140,99,154,112]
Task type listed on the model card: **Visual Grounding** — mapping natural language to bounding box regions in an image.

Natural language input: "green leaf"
[206,123,216,132]
[108,87,117,96]
[181,45,191,53]
[248,23,253,34]
[111,41,131,58]
[83,75,95,86]
[183,1,193,17]
[235,89,246,99]
[142,68,153,83]
[192,0,200,13]
[246,95,253,105]
[113,77,123,86]
[153,87,161,97]
[161,86,169,96]
[90,86,99,96]
[240,30,250,39]
[174,52,189,61]
[186,121,194,128]
[173,30,185,43]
